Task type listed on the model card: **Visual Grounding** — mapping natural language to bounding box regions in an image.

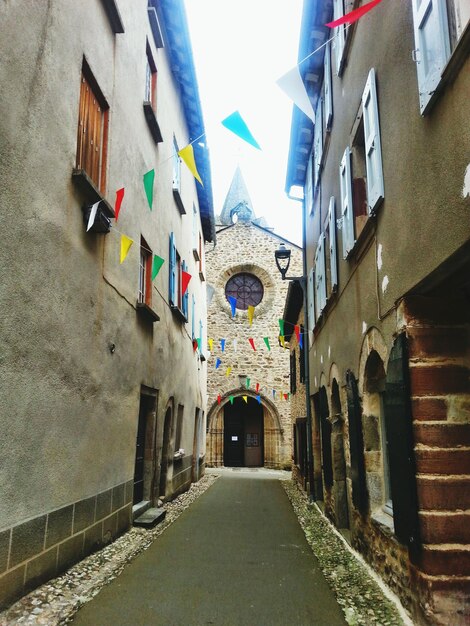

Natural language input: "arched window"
[225,273,264,310]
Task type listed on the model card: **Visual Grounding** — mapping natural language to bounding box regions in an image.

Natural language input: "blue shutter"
[307,267,315,333]
[339,147,355,258]
[191,295,195,339]
[328,197,338,291]
[362,69,384,213]
[411,0,450,114]
[182,260,189,318]
[169,232,176,305]
[324,41,333,131]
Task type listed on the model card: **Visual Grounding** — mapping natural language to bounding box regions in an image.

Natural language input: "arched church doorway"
[223,396,264,467]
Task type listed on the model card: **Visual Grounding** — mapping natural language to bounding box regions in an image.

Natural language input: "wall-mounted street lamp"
[274,242,315,501]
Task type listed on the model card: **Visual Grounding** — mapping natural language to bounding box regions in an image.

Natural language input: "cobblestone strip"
[282,480,413,626]
[0,474,220,626]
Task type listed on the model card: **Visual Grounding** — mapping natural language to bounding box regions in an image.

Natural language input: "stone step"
[133,507,166,528]
[132,500,151,520]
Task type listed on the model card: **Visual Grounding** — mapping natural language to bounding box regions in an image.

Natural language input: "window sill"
[143,102,163,143]
[173,188,186,215]
[193,248,200,261]
[101,0,124,33]
[346,212,376,262]
[136,301,160,323]
[147,6,164,48]
[72,169,114,218]
[371,508,395,536]
[199,270,205,282]
[170,305,187,323]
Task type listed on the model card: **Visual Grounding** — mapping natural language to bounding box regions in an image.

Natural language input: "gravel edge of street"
[282,479,414,626]
[0,473,220,626]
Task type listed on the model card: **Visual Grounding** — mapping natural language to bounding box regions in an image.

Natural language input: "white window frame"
[314,233,327,319]
[307,267,315,334]
[328,197,338,291]
[411,0,451,114]
[333,0,346,75]
[339,147,355,258]
[324,41,333,131]
[305,152,314,215]
[172,136,181,192]
[362,68,384,214]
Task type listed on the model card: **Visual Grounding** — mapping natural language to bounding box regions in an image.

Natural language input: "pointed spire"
[219,166,256,225]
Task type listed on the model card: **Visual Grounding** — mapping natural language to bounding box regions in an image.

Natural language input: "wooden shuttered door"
[319,387,333,489]
[76,72,108,192]
[346,370,368,514]
[383,333,420,546]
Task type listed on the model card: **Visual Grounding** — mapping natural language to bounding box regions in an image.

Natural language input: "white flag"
[276,65,315,123]
[86,201,101,232]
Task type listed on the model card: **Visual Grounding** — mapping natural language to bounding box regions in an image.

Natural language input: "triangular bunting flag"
[256,395,261,404]
[181,271,192,296]
[284,393,288,401]
[143,169,155,210]
[215,358,222,369]
[295,325,301,343]
[221,111,261,150]
[228,296,237,318]
[208,338,214,352]
[192,339,198,352]
[299,332,303,349]
[229,396,234,405]
[120,234,133,264]
[86,200,101,232]
[272,389,276,399]
[217,394,221,405]
[220,339,226,352]
[247,305,255,326]
[115,188,125,221]
[279,335,285,348]
[248,338,256,351]
[243,395,248,403]
[151,255,165,280]
[278,319,285,336]
[263,337,271,351]
[246,378,250,389]
[276,65,315,123]
[255,383,260,393]
[225,367,231,377]
[197,338,201,351]
[178,144,203,185]
[326,0,383,27]
[233,339,237,352]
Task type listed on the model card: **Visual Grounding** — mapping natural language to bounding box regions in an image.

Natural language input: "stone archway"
[206,391,287,469]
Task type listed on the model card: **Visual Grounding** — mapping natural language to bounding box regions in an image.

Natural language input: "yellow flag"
[208,338,214,352]
[247,305,255,326]
[225,366,232,377]
[279,335,285,347]
[178,144,203,185]
[243,395,248,403]
[120,234,133,264]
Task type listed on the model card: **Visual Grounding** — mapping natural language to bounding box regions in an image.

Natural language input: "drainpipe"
[287,191,315,502]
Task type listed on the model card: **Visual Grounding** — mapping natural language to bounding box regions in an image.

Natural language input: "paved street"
[70,470,346,626]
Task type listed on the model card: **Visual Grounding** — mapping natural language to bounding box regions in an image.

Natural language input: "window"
[198,232,205,280]
[305,152,314,215]
[362,68,384,212]
[173,137,181,193]
[290,351,297,394]
[145,41,157,108]
[76,61,109,193]
[325,196,338,295]
[324,41,333,131]
[192,204,200,260]
[225,273,264,310]
[299,329,305,383]
[169,232,188,321]
[174,404,184,454]
[412,0,469,114]
[314,233,327,320]
[307,268,315,338]
[138,237,152,305]
[333,0,346,75]
[313,98,323,190]
[339,146,355,258]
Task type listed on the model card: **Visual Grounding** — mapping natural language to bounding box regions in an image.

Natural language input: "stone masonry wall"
[205,222,302,468]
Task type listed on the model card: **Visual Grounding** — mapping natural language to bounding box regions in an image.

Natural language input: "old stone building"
[205,168,302,469]
[0,0,214,608]
[286,0,470,624]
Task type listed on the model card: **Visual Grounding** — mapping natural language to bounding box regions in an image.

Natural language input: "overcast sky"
[184,0,304,246]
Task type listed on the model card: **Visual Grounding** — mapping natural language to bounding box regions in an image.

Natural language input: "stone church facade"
[205,168,302,469]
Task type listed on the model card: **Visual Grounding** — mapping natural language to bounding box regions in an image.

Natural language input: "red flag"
[181,271,192,295]
[294,325,301,343]
[249,338,256,351]
[217,394,221,405]
[115,188,125,221]
[326,0,383,28]
[255,383,259,393]
[192,339,198,352]
[284,393,288,401]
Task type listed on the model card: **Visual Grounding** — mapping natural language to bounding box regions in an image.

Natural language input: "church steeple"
[219,166,256,225]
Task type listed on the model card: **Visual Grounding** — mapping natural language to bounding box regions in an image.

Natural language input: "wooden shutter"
[182,260,189,318]
[313,98,323,190]
[333,0,346,75]
[383,333,420,546]
[346,370,368,514]
[362,69,384,213]
[339,147,355,258]
[328,197,338,290]
[307,268,315,333]
[411,0,450,114]
[324,41,333,131]
[319,387,333,488]
[169,233,176,305]
[314,233,326,318]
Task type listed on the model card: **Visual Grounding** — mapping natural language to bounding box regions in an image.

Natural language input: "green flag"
[229,396,234,405]
[143,169,155,209]
[278,319,285,335]
[246,377,250,389]
[151,255,164,280]
[263,337,271,351]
